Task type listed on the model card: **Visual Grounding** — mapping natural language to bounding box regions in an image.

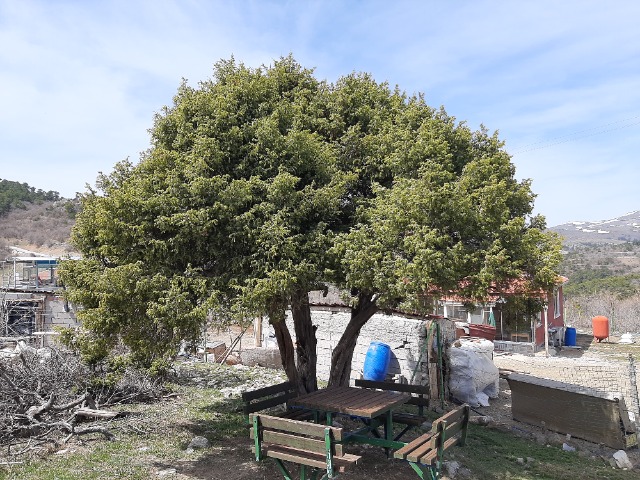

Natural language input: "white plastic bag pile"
[448,338,499,407]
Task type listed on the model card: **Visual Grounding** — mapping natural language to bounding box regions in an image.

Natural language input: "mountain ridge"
[549,210,640,245]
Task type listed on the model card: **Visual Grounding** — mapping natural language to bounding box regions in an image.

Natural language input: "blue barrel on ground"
[565,327,577,346]
[362,341,391,381]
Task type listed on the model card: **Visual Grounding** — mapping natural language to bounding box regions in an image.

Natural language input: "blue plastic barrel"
[363,341,391,381]
[565,327,577,346]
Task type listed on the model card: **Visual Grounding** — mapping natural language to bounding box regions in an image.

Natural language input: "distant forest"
[0,179,60,216]
[560,241,640,299]
[561,242,640,333]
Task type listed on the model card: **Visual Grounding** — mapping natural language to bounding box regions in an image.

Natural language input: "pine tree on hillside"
[0,179,60,216]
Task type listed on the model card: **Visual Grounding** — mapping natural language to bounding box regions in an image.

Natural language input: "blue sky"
[1,0,639,226]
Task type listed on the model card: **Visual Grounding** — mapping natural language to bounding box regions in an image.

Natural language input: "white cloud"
[0,0,638,225]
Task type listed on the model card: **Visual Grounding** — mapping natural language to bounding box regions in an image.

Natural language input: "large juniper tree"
[60,56,561,390]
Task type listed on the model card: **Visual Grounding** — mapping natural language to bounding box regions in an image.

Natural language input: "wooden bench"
[241,381,314,425]
[250,414,361,479]
[394,404,470,479]
[354,379,429,439]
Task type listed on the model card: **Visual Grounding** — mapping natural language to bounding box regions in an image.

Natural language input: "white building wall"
[263,307,443,384]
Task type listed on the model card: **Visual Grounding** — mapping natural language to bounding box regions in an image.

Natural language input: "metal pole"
[544,307,549,357]
[436,322,444,409]
[628,354,640,430]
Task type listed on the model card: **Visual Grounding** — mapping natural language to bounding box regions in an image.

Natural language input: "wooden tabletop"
[290,386,411,418]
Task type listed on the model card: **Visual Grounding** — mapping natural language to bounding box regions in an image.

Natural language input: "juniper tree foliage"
[62,57,343,375]
[323,83,561,385]
[60,56,561,386]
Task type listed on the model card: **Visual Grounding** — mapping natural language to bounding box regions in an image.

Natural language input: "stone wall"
[41,295,78,347]
[262,307,452,384]
[494,339,536,355]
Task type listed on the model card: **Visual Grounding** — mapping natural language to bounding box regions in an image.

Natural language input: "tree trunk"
[270,314,299,387]
[290,289,318,393]
[327,292,378,387]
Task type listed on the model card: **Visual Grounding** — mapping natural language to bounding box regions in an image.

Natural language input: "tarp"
[488,309,496,327]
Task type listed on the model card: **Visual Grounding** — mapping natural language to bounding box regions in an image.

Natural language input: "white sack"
[448,338,499,407]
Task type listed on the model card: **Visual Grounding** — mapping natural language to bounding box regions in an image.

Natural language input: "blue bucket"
[565,327,577,346]
[363,341,391,381]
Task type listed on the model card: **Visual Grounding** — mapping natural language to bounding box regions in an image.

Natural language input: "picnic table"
[289,385,411,451]
[250,385,470,479]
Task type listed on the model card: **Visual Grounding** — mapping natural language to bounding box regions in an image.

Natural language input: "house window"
[448,304,468,321]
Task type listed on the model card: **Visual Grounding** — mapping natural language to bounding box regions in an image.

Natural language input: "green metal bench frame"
[394,404,470,479]
[251,414,361,480]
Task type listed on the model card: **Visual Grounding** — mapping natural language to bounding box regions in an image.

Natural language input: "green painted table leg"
[384,410,393,457]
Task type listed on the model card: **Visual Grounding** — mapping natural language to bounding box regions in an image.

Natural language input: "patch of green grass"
[457,424,637,480]
[1,441,151,480]
[181,385,246,440]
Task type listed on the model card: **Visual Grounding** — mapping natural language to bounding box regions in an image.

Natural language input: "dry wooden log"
[26,394,55,421]
[73,408,120,420]
[52,394,89,412]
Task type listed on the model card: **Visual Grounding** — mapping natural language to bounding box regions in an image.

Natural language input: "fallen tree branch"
[26,393,55,421]
[52,394,89,413]
[1,346,165,460]
[73,408,120,420]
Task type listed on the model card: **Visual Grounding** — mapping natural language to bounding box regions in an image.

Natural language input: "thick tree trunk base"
[328,293,378,387]
[271,319,299,387]
[291,290,318,393]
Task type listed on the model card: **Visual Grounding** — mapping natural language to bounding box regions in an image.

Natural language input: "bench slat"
[262,430,337,456]
[355,379,429,395]
[250,413,359,476]
[392,412,428,426]
[394,405,469,468]
[432,405,466,426]
[406,434,440,463]
[250,414,342,440]
[394,432,437,460]
[262,445,360,473]
[278,409,315,422]
[243,392,298,415]
[438,417,465,437]
[241,381,295,402]
[406,397,429,407]
[417,436,460,464]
